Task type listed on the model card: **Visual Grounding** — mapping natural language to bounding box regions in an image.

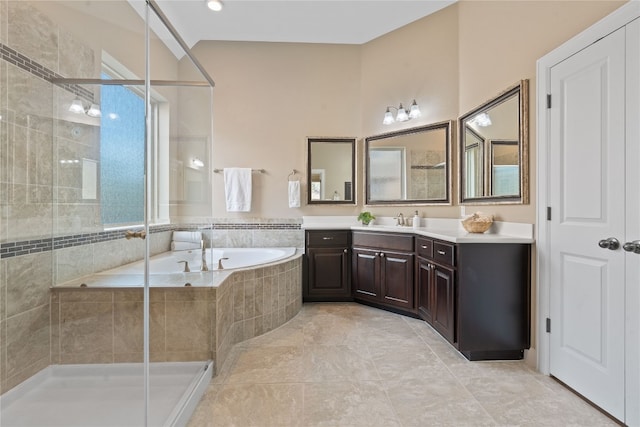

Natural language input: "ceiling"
[153,0,457,49]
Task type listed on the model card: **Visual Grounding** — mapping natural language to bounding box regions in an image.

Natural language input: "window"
[99,72,146,225]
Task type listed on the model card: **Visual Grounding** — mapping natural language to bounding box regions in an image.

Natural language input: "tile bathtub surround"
[1,219,303,259]
[188,303,618,427]
[49,255,303,373]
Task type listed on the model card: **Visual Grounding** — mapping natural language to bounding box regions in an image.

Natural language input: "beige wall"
[192,41,362,217]
[195,0,624,222]
[458,0,624,223]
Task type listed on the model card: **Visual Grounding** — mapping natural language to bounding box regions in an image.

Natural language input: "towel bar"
[213,168,265,173]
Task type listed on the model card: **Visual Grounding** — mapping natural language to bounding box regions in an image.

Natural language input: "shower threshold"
[0,361,213,427]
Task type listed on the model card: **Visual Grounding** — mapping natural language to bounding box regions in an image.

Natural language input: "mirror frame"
[307,136,357,205]
[365,121,452,206]
[458,80,529,205]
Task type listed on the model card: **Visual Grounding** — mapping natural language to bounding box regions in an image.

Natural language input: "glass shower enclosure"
[0,1,215,425]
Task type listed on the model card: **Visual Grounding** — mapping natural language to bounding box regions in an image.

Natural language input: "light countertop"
[302,216,534,244]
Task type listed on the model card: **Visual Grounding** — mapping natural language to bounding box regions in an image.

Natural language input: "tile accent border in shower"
[0,43,94,102]
[0,222,302,259]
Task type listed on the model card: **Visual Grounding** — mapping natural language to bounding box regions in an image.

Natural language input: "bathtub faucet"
[217,257,229,270]
[177,260,190,272]
[125,229,146,240]
[201,246,209,272]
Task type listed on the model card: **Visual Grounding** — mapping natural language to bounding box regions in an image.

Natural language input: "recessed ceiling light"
[206,0,223,12]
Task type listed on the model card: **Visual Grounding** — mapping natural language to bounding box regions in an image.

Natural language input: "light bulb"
[207,0,223,11]
[383,108,395,125]
[86,104,101,118]
[69,99,85,114]
[408,100,421,119]
[396,104,409,122]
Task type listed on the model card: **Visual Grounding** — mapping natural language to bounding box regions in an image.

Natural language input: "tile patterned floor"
[188,303,618,427]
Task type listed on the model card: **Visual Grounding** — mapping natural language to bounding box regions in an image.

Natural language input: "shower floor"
[0,361,213,427]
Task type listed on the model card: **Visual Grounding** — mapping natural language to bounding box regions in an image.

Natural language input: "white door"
[548,26,626,421]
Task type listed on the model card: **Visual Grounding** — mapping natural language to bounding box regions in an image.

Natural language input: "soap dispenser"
[413,210,420,229]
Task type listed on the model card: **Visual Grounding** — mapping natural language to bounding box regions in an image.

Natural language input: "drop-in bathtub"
[58,247,299,288]
[103,247,297,275]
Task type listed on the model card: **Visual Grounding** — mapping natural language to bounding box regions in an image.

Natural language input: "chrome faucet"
[396,213,405,226]
[177,260,190,272]
[217,257,229,270]
[201,245,209,271]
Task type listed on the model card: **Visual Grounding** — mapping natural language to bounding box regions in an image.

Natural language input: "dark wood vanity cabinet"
[305,228,531,361]
[304,230,352,302]
[456,243,531,360]
[416,237,456,344]
[352,231,415,314]
[417,235,531,360]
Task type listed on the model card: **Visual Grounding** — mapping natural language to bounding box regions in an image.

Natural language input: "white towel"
[171,241,201,251]
[224,168,252,212]
[172,231,202,243]
[288,180,300,208]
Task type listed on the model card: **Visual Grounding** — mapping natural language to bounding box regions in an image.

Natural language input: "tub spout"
[177,260,190,272]
[201,248,209,271]
[217,257,229,270]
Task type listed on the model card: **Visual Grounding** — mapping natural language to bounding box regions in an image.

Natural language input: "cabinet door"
[307,247,350,299]
[432,264,455,344]
[417,257,433,323]
[380,251,414,310]
[352,248,379,300]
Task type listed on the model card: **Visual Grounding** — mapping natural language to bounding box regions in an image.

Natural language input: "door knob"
[598,237,620,250]
[623,240,640,254]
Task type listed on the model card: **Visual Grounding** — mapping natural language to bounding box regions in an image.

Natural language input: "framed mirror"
[459,80,529,204]
[365,121,452,205]
[307,137,356,204]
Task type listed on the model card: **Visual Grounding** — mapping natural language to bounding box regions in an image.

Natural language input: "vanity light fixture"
[470,112,492,127]
[69,98,102,118]
[69,98,85,114]
[383,99,421,125]
[206,0,223,11]
[86,104,102,118]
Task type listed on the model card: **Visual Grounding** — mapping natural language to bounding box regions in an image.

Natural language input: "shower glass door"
[0,1,213,426]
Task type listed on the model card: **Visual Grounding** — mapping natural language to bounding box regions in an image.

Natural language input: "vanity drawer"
[415,237,433,259]
[433,241,455,266]
[352,231,414,252]
[306,230,350,247]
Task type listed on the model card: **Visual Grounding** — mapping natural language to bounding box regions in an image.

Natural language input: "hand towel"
[288,180,300,208]
[224,168,252,212]
[172,231,202,243]
[171,241,201,251]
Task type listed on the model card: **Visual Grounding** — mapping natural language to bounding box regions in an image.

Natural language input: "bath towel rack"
[213,168,265,173]
[287,169,298,181]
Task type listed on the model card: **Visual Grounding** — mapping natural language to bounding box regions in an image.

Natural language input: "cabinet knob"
[343,249,348,253]
[379,252,385,257]
[437,250,446,255]
[421,245,428,249]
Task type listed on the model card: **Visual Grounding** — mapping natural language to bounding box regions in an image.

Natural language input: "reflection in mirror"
[307,137,356,204]
[459,80,529,204]
[365,121,452,205]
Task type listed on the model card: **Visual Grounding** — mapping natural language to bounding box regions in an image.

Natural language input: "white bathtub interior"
[100,247,297,275]
[0,361,212,427]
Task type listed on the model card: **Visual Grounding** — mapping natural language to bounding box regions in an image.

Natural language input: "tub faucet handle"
[177,260,190,272]
[217,257,229,270]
